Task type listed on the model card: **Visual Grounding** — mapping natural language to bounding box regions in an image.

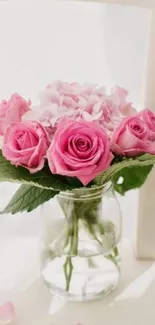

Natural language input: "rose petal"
[82,111,95,121]
[93,102,101,114]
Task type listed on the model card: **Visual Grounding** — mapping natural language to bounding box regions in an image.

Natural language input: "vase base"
[41,250,120,302]
[49,282,119,302]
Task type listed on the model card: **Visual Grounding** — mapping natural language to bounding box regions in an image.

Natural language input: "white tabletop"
[1,238,154,325]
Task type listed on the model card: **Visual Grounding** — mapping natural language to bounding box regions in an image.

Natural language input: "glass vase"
[41,182,122,302]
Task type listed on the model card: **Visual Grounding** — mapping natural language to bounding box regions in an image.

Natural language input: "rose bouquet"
[1,81,155,299]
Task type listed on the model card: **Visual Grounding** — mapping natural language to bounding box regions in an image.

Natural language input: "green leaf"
[1,149,155,196]
[0,151,77,191]
[1,184,58,214]
[112,165,153,195]
[95,154,155,189]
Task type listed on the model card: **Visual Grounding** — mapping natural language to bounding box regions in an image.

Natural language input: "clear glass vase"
[41,182,122,302]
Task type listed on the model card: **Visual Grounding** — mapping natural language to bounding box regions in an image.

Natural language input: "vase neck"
[59,182,112,201]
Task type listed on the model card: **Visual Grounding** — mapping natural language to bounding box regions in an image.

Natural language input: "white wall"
[0,1,151,238]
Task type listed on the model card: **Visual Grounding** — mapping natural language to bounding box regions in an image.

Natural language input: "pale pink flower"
[38,81,97,128]
[110,86,137,116]
[2,121,49,172]
[23,82,136,136]
[0,302,15,325]
[78,86,136,131]
[38,81,109,128]
[38,82,136,131]
[47,118,113,185]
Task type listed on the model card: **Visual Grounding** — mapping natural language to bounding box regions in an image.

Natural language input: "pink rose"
[0,93,30,135]
[47,119,113,185]
[138,108,155,140]
[111,116,155,157]
[2,121,49,172]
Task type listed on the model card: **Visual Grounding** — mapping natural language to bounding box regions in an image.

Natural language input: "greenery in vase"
[57,189,120,291]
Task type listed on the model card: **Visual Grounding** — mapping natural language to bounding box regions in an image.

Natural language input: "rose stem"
[106,246,120,269]
[63,209,79,291]
[63,256,73,292]
[86,222,102,246]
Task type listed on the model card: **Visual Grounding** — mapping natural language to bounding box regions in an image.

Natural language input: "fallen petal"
[0,302,15,325]
[93,102,101,113]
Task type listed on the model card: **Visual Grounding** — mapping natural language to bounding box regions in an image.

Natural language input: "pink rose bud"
[111,116,155,157]
[0,93,31,135]
[47,118,113,185]
[2,121,49,172]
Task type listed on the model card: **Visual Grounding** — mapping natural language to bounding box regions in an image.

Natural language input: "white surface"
[0,237,40,304]
[5,239,155,325]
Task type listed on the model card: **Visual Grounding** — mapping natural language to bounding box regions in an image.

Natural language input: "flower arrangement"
[1,81,155,294]
[0,82,155,199]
